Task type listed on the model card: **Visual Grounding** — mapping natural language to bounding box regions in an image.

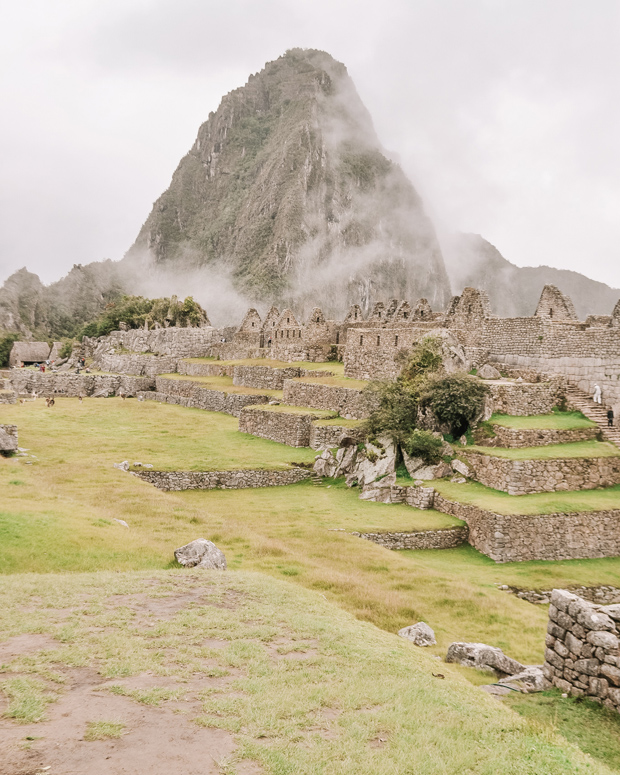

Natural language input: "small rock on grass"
[398,622,436,646]
[175,538,227,570]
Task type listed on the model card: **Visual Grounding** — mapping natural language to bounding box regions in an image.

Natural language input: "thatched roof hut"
[9,342,51,367]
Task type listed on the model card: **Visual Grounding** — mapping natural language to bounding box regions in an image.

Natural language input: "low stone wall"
[479,425,599,448]
[487,377,566,416]
[233,365,303,390]
[283,380,374,419]
[152,377,269,417]
[353,527,468,550]
[208,343,265,361]
[178,361,235,378]
[131,467,310,491]
[543,589,620,710]
[0,424,18,453]
[462,450,620,495]
[8,372,155,398]
[95,353,178,376]
[309,423,365,450]
[239,406,327,447]
[433,494,620,563]
[0,390,16,404]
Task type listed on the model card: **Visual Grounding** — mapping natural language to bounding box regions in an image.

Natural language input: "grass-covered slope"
[490,412,596,430]
[0,570,614,775]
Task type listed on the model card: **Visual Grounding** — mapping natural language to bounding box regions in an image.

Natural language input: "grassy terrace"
[183,357,345,376]
[490,412,596,430]
[431,479,620,515]
[244,403,337,417]
[466,440,620,459]
[1,572,608,775]
[290,375,369,390]
[158,373,283,398]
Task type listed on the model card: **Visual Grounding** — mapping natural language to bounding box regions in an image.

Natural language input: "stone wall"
[95,353,178,376]
[8,372,155,398]
[282,380,375,419]
[233,365,304,390]
[87,326,217,360]
[0,424,18,453]
[131,467,310,491]
[153,377,269,417]
[239,406,328,447]
[178,361,235,378]
[479,425,598,448]
[208,343,265,361]
[543,589,620,710]
[486,377,566,416]
[309,423,365,450]
[433,494,620,563]
[462,450,620,495]
[0,390,16,404]
[353,527,468,550]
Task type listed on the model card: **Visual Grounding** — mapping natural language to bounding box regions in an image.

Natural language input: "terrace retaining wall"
[0,390,16,404]
[131,468,311,491]
[353,527,468,550]
[282,380,375,419]
[433,494,620,563]
[309,423,365,450]
[95,353,179,376]
[9,372,155,397]
[462,451,620,495]
[178,361,235,378]
[151,377,269,417]
[478,425,599,448]
[486,377,566,416]
[239,406,329,447]
[543,589,620,711]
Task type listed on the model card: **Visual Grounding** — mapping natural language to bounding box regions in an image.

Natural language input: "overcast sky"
[1,0,618,288]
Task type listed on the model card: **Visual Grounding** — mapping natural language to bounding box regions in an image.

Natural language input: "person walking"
[593,384,602,404]
[608,408,614,427]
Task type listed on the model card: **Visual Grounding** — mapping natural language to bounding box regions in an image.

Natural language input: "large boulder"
[499,666,549,693]
[313,449,338,478]
[451,459,472,478]
[352,435,397,487]
[446,642,524,676]
[422,329,471,374]
[359,472,396,502]
[0,425,18,454]
[401,450,425,477]
[413,462,452,481]
[398,622,436,646]
[334,443,358,477]
[174,538,227,570]
[478,364,501,380]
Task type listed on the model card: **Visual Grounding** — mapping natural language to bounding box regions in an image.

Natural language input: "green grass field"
[431,479,620,515]
[490,412,596,430]
[467,439,620,459]
[312,417,363,428]
[1,570,612,774]
[3,397,620,770]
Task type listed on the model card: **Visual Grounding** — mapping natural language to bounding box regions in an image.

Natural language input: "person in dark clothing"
[608,408,614,427]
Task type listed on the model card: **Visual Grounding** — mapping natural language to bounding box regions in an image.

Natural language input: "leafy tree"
[362,380,420,445]
[0,333,19,367]
[418,374,490,437]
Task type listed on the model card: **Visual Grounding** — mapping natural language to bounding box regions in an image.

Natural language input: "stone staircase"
[566,385,620,448]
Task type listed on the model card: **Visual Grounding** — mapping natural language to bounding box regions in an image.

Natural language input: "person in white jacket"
[593,384,602,404]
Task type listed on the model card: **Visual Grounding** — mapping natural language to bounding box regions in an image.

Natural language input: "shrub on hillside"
[403,429,444,464]
[362,380,420,444]
[419,374,490,438]
[397,336,444,382]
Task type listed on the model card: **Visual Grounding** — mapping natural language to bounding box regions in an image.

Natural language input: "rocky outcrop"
[174,539,227,570]
[446,642,524,676]
[398,622,436,646]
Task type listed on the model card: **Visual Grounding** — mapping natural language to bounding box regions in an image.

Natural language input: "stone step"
[566,386,619,448]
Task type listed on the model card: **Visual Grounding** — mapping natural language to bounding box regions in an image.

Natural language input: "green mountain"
[124,48,451,317]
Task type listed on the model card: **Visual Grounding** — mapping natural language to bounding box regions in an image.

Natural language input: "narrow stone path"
[566,385,620,447]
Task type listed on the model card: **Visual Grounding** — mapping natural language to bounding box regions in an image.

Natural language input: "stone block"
[587,631,619,649]
[601,664,620,686]
[544,648,564,671]
[547,621,566,639]
[565,632,583,657]
[573,659,599,677]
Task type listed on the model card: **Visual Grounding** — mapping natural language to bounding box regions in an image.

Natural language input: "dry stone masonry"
[238,406,334,447]
[132,468,310,491]
[544,589,620,711]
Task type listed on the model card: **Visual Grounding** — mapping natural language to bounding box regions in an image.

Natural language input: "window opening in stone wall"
[287,330,289,338]
[360,335,363,345]
[336,332,340,344]
[395,335,398,345]
[550,308,554,318]
[251,322,255,327]
[377,335,380,346]
[354,312,358,319]
[287,318,290,323]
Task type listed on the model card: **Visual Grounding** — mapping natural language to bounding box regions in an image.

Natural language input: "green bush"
[362,380,420,444]
[403,429,443,464]
[0,333,19,367]
[397,336,444,383]
[419,374,490,437]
